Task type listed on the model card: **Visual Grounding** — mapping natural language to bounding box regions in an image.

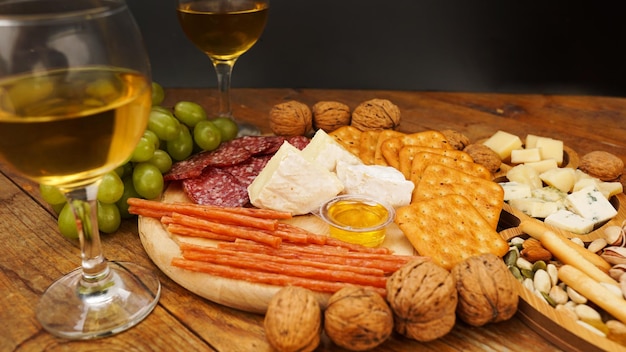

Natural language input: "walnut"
[351,99,400,131]
[440,129,471,150]
[264,286,321,352]
[312,101,351,132]
[324,286,393,351]
[579,150,624,181]
[269,101,312,136]
[386,260,457,342]
[452,253,518,327]
[463,143,502,173]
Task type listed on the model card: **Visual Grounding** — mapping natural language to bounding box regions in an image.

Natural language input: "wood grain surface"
[2,88,625,351]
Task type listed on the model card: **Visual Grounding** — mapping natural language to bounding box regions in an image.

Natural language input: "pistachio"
[601,247,626,265]
[609,264,626,281]
[604,225,626,247]
[587,238,608,254]
[570,237,585,247]
[575,304,603,323]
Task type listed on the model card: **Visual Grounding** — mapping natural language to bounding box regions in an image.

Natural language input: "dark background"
[128,1,626,97]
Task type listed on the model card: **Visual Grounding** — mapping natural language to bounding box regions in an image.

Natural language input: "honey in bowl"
[319,195,394,247]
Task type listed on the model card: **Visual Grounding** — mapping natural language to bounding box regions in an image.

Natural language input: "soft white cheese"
[300,129,363,172]
[248,142,344,215]
[335,161,414,207]
[545,209,595,234]
[565,185,617,224]
[506,164,543,189]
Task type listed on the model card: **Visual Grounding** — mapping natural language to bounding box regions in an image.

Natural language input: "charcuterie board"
[138,174,626,352]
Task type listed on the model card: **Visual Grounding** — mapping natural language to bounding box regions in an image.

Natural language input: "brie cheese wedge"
[248,142,344,215]
[336,161,414,207]
[301,129,363,172]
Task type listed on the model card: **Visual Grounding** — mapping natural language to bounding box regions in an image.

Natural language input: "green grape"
[39,184,66,205]
[97,201,121,234]
[174,101,207,128]
[117,176,141,219]
[148,149,173,173]
[167,124,194,161]
[130,136,156,163]
[151,105,171,115]
[143,129,161,150]
[133,163,164,200]
[58,203,79,239]
[50,202,66,215]
[97,171,124,204]
[148,108,180,141]
[211,117,239,142]
[115,162,134,179]
[194,120,222,151]
[151,82,165,106]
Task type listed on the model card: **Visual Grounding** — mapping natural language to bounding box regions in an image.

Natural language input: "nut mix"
[324,286,394,351]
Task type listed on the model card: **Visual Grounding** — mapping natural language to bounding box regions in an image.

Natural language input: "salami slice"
[222,155,272,187]
[204,140,253,168]
[163,150,217,181]
[287,135,310,150]
[182,168,249,207]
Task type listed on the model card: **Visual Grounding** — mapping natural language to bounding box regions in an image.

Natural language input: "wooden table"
[1,88,625,351]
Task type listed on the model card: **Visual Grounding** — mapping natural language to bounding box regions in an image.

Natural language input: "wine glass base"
[236,120,262,137]
[36,261,161,340]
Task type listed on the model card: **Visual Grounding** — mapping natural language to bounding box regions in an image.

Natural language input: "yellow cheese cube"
[482,130,523,160]
[511,148,542,164]
[535,137,564,165]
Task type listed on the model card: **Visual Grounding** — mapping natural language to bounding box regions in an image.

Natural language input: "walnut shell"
[386,260,457,342]
[452,253,519,327]
[579,150,624,181]
[440,129,471,151]
[312,101,351,132]
[351,99,400,131]
[264,286,321,352]
[463,143,502,173]
[269,101,312,136]
[324,286,393,351]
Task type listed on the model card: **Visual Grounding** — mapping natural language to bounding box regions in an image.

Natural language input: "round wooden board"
[138,183,626,350]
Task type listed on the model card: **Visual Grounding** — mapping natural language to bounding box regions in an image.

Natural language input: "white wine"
[0,67,151,187]
[177,0,269,60]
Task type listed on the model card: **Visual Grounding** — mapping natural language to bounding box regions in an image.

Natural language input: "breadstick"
[519,221,617,285]
[559,265,626,325]
[519,220,612,273]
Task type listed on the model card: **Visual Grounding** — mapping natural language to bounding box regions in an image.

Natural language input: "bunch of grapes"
[39,82,239,238]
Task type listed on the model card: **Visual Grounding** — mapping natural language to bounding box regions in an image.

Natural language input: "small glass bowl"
[318,194,395,248]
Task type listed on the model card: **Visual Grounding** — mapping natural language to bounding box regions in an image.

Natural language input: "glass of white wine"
[0,0,161,339]
[176,0,269,136]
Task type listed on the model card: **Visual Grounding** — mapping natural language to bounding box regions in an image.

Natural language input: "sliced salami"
[222,155,272,187]
[163,150,217,181]
[287,135,310,150]
[182,168,249,207]
[204,140,253,168]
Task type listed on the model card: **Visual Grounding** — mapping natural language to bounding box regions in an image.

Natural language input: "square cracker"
[398,146,473,179]
[400,130,453,150]
[329,126,362,157]
[359,130,382,165]
[380,130,452,171]
[374,130,405,166]
[409,152,492,186]
[412,164,504,229]
[395,194,509,270]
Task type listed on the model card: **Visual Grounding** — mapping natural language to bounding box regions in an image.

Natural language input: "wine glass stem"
[63,182,109,283]
[212,58,237,118]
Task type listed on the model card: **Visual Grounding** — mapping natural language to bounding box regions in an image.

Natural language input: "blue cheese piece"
[336,161,414,207]
[500,181,532,201]
[545,210,595,234]
[248,142,344,215]
[565,185,618,224]
[531,186,567,204]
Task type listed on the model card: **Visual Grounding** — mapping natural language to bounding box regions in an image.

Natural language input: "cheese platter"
[137,125,626,351]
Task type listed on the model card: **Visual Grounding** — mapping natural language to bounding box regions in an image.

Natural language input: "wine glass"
[0,0,161,339]
[176,0,269,136]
